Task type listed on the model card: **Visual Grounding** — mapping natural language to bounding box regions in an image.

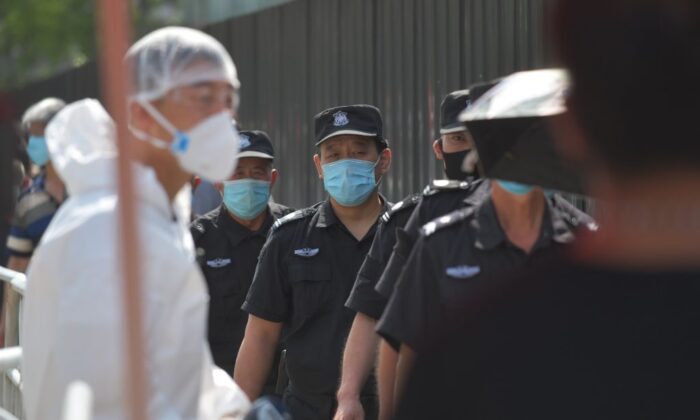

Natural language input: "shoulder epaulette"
[270,202,296,219]
[272,207,316,231]
[381,193,421,223]
[552,195,599,231]
[422,179,474,197]
[189,207,220,237]
[420,206,476,237]
[190,221,206,238]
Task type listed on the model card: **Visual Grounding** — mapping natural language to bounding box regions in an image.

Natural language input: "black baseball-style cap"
[314,104,387,148]
[237,130,275,160]
[440,90,472,135]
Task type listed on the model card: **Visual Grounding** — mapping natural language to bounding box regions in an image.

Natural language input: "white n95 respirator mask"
[130,100,239,182]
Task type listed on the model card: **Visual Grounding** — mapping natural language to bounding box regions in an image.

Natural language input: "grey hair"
[21,98,66,131]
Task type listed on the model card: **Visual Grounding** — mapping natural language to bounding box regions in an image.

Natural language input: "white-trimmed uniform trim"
[316,130,378,145]
[440,126,467,135]
[237,151,274,159]
[7,236,33,253]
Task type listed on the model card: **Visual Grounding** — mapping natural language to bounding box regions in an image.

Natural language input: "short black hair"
[554,0,700,174]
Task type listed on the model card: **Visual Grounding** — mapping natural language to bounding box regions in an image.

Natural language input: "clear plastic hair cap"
[126,26,240,102]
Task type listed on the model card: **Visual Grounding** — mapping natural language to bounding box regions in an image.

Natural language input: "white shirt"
[21,99,250,420]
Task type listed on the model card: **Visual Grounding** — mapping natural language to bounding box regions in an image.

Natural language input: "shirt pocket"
[287,261,333,320]
[204,264,243,298]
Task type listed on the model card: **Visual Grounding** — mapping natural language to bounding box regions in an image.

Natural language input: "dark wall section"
[11,0,554,208]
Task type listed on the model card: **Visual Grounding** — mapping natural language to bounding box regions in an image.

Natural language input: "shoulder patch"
[552,195,598,231]
[420,206,476,237]
[272,207,315,231]
[381,193,421,223]
[422,179,474,196]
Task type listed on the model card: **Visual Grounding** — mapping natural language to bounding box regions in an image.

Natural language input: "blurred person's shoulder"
[416,178,489,225]
[380,192,421,226]
[421,178,487,202]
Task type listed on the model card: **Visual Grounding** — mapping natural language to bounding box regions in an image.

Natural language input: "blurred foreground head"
[554,0,700,177]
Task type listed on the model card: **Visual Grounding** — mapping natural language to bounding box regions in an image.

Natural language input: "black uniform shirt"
[191,202,293,373]
[344,193,421,320]
[243,198,390,396]
[376,194,596,351]
[374,179,489,299]
[397,258,700,420]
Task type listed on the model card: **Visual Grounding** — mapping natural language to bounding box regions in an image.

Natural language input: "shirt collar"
[314,195,391,229]
[217,204,273,247]
[473,195,575,251]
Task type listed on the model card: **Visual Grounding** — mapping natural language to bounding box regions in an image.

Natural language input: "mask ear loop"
[373,149,387,187]
[138,100,191,153]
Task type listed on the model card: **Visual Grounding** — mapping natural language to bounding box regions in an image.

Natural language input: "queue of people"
[2,0,699,419]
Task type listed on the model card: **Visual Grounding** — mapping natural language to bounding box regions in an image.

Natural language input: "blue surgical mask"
[27,135,50,166]
[496,180,535,196]
[322,158,379,206]
[223,179,271,220]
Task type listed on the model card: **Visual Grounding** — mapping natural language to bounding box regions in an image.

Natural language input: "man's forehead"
[322,135,373,149]
[236,156,273,169]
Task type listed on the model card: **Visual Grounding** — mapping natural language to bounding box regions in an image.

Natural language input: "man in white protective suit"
[21,26,251,420]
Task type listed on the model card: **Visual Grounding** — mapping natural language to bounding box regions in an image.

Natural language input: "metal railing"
[0,266,25,419]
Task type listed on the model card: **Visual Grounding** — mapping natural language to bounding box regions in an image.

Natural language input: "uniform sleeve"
[241,229,290,323]
[6,192,56,257]
[345,221,392,320]
[376,234,440,351]
[6,223,34,257]
[375,227,415,298]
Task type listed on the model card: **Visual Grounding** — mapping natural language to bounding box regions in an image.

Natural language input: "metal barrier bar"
[0,268,25,418]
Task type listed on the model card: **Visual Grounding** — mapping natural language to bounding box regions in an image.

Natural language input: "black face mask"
[442,147,479,181]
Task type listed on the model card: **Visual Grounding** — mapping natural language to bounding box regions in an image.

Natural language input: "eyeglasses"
[169,84,239,112]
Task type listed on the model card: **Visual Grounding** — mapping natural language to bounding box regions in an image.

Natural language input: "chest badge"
[294,248,320,257]
[446,265,481,279]
[206,258,232,268]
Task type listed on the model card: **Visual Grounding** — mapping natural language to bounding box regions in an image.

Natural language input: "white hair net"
[21,97,66,130]
[125,26,240,102]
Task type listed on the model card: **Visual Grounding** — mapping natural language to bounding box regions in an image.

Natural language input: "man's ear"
[269,168,279,188]
[313,154,324,180]
[433,139,444,161]
[377,148,392,176]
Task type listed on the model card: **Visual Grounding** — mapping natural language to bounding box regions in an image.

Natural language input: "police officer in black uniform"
[190,130,293,391]
[234,105,392,420]
[376,180,597,407]
[335,89,489,420]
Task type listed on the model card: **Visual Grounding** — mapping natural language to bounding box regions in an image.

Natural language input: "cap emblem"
[239,134,251,149]
[333,111,350,127]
